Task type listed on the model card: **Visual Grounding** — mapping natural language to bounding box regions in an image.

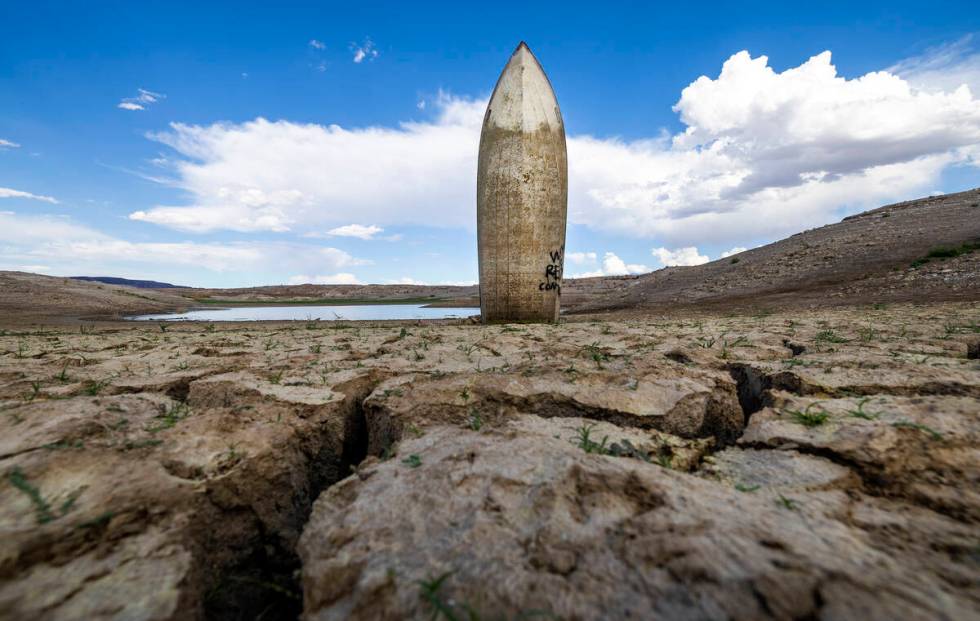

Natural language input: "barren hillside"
[0,272,191,321]
[578,188,980,313]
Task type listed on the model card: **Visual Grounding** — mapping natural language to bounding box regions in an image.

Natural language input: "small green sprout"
[785,402,830,427]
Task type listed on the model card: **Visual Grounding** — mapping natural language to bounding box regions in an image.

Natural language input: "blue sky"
[2,1,979,287]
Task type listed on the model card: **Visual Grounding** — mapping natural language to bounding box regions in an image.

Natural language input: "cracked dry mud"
[1,303,978,620]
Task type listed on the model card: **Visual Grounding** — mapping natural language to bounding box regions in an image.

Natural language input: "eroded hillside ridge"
[1,303,978,619]
[580,187,980,313]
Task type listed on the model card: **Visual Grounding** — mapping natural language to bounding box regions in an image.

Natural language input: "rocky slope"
[0,272,191,322]
[1,303,978,619]
[577,187,980,313]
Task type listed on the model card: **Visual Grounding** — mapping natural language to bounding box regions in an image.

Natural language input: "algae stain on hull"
[477,42,568,323]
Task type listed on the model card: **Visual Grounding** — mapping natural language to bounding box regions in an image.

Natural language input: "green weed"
[815,330,848,344]
[892,420,943,440]
[24,381,41,402]
[776,494,799,511]
[418,571,458,621]
[123,438,164,450]
[402,454,422,468]
[573,424,609,454]
[581,342,609,368]
[695,336,716,349]
[911,241,980,268]
[7,468,53,524]
[785,402,830,427]
[846,398,879,420]
[7,468,84,525]
[83,379,110,396]
[147,403,190,433]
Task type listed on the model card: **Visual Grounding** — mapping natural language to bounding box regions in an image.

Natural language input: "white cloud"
[0,187,58,203]
[133,93,484,233]
[720,246,747,258]
[131,50,980,250]
[352,38,378,63]
[0,139,20,149]
[0,212,368,283]
[320,224,384,240]
[309,39,326,50]
[385,277,476,286]
[119,88,165,111]
[567,251,597,265]
[572,252,648,278]
[889,35,980,93]
[287,273,360,285]
[652,247,709,267]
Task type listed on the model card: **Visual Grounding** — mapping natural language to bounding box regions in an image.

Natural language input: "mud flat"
[1,302,978,620]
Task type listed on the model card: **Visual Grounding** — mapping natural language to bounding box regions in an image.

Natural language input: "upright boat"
[477,42,568,323]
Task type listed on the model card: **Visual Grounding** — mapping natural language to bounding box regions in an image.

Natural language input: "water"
[128,304,480,322]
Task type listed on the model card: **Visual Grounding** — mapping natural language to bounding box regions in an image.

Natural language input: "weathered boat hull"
[477,42,568,323]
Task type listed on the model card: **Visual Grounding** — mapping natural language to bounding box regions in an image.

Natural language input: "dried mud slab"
[298,418,974,621]
[0,301,978,620]
[0,367,379,620]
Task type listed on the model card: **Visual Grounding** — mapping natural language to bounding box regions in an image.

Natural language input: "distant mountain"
[71,276,185,289]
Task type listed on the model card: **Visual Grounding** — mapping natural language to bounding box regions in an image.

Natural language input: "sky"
[1,1,979,288]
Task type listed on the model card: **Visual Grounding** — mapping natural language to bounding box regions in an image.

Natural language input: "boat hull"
[477,43,568,323]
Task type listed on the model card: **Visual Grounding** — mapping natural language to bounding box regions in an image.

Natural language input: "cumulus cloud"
[0,186,58,203]
[309,39,326,50]
[133,94,484,232]
[567,251,598,265]
[351,38,378,63]
[0,138,20,149]
[131,50,980,250]
[720,246,747,258]
[287,273,360,285]
[651,247,709,267]
[319,224,384,240]
[119,88,165,111]
[572,252,648,278]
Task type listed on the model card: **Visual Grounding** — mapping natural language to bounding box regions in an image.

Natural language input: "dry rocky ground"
[1,302,978,620]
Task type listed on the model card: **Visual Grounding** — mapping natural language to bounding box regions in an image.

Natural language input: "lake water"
[128,304,480,322]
